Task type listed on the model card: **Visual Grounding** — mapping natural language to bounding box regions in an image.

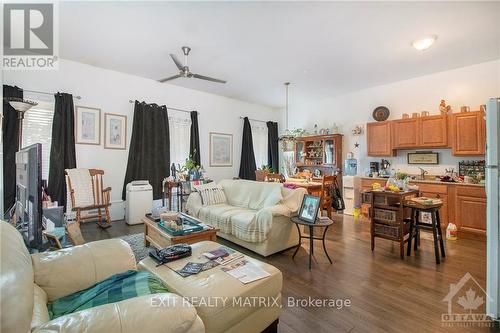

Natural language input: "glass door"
[324,139,335,165]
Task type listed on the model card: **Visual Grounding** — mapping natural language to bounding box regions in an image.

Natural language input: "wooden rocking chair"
[66,169,112,229]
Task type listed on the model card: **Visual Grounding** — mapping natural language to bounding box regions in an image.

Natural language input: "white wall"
[286,60,500,176]
[3,59,280,219]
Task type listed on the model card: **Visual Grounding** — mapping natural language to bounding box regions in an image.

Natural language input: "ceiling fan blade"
[170,54,184,70]
[192,73,227,84]
[158,74,181,83]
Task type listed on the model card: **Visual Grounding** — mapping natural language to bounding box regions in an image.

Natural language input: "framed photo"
[298,194,321,223]
[407,152,439,164]
[210,132,233,167]
[104,113,127,150]
[75,106,100,145]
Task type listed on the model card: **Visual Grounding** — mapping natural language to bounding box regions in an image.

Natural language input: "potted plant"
[180,151,203,181]
[255,165,275,181]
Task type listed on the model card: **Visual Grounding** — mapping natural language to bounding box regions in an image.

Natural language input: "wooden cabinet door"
[367,122,393,156]
[420,192,448,227]
[451,111,485,156]
[392,118,418,148]
[420,115,448,147]
[455,186,486,238]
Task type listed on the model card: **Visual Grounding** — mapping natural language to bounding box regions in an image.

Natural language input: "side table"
[291,217,333,270]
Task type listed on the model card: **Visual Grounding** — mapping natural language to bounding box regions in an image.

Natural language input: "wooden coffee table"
[142,213,219,249]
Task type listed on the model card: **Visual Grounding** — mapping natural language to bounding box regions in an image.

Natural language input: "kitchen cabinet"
[392,119,419,148]
[367,122,394,156]
[451,111,485,156]
[420,115,448,147]
[455,186,486,238]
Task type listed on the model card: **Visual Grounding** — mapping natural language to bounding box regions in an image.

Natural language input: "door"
[367,122,393,156]
[420,115,448,147]
[456,194,487,235]
[392,118,418,148]
[452,111,486,155]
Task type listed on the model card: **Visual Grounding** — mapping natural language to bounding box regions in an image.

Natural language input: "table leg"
[436,210,446,258]
[431,210,440,264]
[321,226,333,264]
[309,225,313,270]
[292,224,302,259]
[407,209,413,256]
[168,187,173,210]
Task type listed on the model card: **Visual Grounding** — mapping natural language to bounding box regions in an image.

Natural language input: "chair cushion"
[47,270,168,319]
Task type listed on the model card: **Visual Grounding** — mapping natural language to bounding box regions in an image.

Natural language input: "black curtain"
[2,85,23,212]
[48,93,76,209]
[189,111,200,165]
[267,121,279,173]
[238,117,257,180]
[122,101,170,200]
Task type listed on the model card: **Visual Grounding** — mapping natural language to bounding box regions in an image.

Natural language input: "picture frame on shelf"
[75,106,101,145]
[209,132,233,167]
[104,113,127,150]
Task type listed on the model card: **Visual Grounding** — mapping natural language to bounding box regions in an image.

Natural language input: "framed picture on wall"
[209,132,233,167]
[104,113,127,150]
[75,106,101,145]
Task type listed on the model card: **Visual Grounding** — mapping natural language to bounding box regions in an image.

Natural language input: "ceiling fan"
[158,46,227,84]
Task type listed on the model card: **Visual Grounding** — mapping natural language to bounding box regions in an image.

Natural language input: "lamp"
[278,82,296,151]
[4,97,38,149]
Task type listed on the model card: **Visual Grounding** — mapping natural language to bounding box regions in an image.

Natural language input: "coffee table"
[142,213,219,249]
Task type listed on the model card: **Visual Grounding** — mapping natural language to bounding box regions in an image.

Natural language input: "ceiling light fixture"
[412,35,437,51]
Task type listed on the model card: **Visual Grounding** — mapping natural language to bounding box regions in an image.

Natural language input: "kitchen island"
[360,177,486,239]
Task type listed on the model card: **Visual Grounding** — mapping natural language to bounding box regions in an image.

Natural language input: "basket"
[373,208,397,224]
[374,221,409,238]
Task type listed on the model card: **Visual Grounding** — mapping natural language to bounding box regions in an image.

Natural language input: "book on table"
[202,246,236,260]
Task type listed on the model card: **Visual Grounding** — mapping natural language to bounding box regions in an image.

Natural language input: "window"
[251,120,268,169]
[22,101,54,181]
[169,112,192,169]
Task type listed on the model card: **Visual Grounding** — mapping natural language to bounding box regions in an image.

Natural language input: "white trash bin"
[125,180,153,225]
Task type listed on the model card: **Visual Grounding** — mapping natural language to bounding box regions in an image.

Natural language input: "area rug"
[117,233,149,262]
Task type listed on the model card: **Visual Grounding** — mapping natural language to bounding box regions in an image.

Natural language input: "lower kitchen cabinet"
[455,186,486,238]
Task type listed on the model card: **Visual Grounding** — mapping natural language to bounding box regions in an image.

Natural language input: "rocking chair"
[65,168,112,228]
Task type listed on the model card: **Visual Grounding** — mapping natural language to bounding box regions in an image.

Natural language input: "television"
[15,143,43,250]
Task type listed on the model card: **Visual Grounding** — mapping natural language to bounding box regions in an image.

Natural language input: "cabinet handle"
[436,194,440,198]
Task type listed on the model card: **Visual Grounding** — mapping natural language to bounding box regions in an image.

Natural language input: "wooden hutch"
[294,134,343,177]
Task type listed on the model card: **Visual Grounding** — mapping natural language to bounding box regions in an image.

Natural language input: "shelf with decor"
[294,134,343,178]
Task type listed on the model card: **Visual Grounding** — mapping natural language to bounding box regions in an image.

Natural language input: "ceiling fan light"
[412,35,437,51]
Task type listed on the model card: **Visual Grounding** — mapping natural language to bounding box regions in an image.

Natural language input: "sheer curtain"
[251,120,268,169]
[169,112,192,168]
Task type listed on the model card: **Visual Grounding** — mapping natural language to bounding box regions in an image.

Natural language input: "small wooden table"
[162,181,181,210]
[142,214,219,249]
[284,179,322,195]
[291,216,333,270]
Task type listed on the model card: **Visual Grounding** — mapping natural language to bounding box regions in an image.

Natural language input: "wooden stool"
[406,203,446,264]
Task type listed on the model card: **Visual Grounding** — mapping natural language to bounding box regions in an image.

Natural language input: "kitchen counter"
[360,176,485,187]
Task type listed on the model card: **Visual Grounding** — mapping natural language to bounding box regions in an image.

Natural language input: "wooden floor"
[80,214,497,333]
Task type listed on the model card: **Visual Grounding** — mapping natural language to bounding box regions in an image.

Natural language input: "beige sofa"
[0,221,204,333]
[186,179,307,256]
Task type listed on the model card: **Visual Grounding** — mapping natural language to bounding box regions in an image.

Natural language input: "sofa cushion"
[198,186,227,206]
[47,270,169,319]
[219,179,283,210]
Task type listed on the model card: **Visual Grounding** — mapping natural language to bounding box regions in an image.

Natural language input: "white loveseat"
[186,179,307,256]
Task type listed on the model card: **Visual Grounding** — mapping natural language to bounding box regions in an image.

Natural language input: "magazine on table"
[202,245,235,260]
[221,260,271,284]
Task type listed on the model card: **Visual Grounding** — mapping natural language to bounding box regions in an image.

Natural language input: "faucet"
[418,167,428,180]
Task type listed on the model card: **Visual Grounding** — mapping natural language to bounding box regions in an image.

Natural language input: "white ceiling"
[60,1,500,108]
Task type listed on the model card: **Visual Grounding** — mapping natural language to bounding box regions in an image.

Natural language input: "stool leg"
[436,210,446,258]
[414,209,419,251]
[431,211,440,264]
[407,212,413,256]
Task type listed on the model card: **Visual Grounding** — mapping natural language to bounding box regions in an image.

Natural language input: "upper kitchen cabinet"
[392,118,419,148]
[451,111,485,156]
[420,115,448,147]
[367,121,394,156]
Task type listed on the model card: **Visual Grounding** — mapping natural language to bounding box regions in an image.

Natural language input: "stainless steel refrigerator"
[487,97,500,319]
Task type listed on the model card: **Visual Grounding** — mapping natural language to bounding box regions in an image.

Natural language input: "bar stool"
[406,202,446,264]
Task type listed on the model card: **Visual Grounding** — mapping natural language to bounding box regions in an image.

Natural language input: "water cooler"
[125,180,153,225]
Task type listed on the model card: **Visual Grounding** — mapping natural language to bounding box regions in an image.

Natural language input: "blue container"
[344,158,357,176]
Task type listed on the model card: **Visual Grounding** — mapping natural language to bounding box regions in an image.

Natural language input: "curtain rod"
[23,89,82,100]
[239,116,268,123]
[128,100,196,114]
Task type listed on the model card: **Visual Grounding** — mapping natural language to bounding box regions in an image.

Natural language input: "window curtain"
[122,101,170,200]
[189,111,200,166]
[2,85,23,213]
[251,120,268,169]
[238,117,257,180]
[48,93,76,209]
[169,112,191,167]
[267,121,279,173]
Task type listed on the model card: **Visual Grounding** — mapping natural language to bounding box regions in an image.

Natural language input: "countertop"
[360,176,485,187]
